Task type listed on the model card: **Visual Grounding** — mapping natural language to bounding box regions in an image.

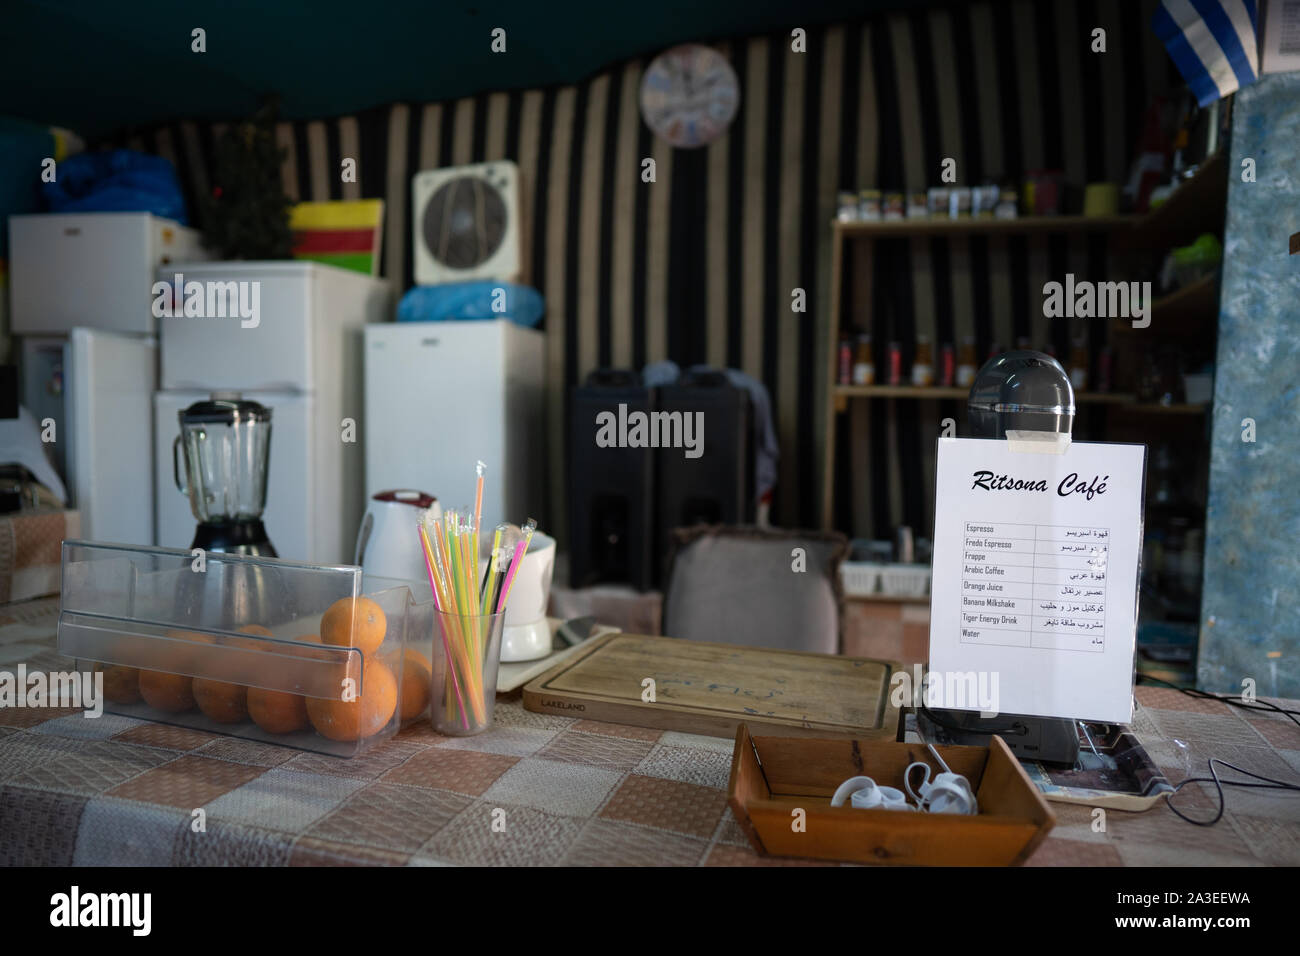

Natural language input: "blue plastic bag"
[42,149,189,225]
[397,281,545,327]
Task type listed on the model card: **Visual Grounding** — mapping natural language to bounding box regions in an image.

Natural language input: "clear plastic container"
[57,541,425,757]
[429,610,505,736]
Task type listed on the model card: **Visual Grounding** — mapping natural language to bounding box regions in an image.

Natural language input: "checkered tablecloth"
[2,599,1298,866]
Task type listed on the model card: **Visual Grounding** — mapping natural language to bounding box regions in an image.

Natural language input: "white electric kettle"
[355,490,441,585]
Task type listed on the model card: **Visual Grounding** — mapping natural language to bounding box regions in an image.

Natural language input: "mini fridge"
[22,330,157,545]
[153,261,390,564]
[363,321,546,531]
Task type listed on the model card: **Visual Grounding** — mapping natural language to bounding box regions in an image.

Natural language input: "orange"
[320,596,387,658]
[396,649,432,722]
[193,677,249,723]
[139,670,196,713]
[229,623,273,646]
[306,660,398,742]
[101,665,142,704]
[246,633,319,735]
[162,628,215,673]
[248,687,310,734]
[220,623,274,654]
[257,633,323,688]
[216,624,279,682]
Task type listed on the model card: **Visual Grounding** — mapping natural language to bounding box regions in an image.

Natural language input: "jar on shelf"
[836,191,860,223]
[858,189,882,221]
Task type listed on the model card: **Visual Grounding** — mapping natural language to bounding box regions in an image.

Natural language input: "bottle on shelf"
[887,341,903,386]
[939,342,956,387]
[956,337,978,388]
[852,334,875,385]
[912,335,934,387]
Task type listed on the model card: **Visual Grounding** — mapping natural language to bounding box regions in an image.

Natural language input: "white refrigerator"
[22,330,158,546]
[364,321,546,532]
[153,261,390,564]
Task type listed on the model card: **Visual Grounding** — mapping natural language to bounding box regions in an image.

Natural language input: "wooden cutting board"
[495,619,621,693]
[522,633,902,739]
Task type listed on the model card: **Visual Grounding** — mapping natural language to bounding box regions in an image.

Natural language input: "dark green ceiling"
[1,0,946,139]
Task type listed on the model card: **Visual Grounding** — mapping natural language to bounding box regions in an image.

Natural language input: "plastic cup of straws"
[430,609,504,736]
[415,462,535,736]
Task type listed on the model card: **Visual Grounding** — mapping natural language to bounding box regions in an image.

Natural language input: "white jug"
[355,490,441,585]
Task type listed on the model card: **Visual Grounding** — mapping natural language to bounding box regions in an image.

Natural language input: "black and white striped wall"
[118,0,1176,542]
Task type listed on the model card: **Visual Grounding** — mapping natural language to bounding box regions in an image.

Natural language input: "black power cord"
[1138,674,1300,728]
[1165,758,1300,826]
[1137,675,1300,825]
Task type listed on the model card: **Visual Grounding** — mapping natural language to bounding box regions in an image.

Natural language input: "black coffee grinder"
[173,394,277,557]
[922,351,1082,765]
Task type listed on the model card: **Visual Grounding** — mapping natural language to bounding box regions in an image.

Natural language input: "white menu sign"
[928,437,1146,724]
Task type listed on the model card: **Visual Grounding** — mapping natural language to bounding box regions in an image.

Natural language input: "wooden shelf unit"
[833,214,1137,239]
[821,158,1227,531]
[1125,151,1227,250]
[829,383,1206,414]
[1108,272,1221,348]
[1151,272,1219,320]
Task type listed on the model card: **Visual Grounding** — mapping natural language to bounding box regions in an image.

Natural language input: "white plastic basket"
[878,563,931,597]
[839,561,881,597]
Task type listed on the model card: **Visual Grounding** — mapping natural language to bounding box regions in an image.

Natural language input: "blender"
[173,394,277,557]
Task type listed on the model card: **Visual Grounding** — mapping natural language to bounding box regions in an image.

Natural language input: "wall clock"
[639,44,740,149]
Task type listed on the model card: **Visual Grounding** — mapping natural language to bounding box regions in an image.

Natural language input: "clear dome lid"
[967,350,1075,438]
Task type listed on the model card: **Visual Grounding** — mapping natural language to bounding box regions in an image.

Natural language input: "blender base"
[191,520,278,558]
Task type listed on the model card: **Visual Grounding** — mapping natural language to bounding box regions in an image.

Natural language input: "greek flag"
[1153,0,1259,106]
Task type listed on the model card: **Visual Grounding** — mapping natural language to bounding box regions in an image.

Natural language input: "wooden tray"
[727,724,1055,866]
[522,633,901,738]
